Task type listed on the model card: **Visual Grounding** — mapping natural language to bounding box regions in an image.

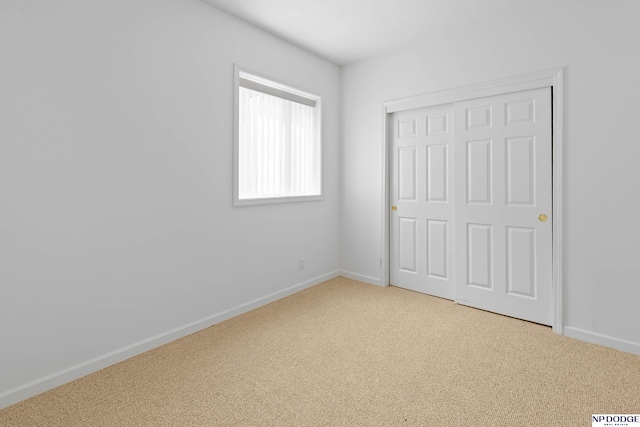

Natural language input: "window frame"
[233,64,323,207]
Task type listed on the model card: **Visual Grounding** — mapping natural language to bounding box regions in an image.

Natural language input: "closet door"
[390,104,454,300]
[454,87,552,325]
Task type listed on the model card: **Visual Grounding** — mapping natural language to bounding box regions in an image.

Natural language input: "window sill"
[233,194,323,207]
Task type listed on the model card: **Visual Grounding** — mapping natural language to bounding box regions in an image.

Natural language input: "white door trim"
[380,68,564,334]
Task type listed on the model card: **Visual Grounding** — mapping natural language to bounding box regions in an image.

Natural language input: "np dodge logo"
[593,414,640,426]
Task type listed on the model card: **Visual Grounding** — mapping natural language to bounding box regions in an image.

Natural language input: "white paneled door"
[390,104,455,300]
[390,87,552,325]
[455,87,552,325]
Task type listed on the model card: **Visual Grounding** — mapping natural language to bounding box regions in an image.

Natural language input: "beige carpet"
[1,277,639,426]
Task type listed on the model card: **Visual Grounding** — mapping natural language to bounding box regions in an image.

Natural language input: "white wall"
[341,0,640,352]
[0,0,340,407]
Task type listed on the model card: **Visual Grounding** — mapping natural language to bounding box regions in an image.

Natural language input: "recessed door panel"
[466,140,492,204]
[506,136,535,206]
[466,106,492,129]
[507,227,536,298]
[506,99,535,125]
[399,217,417,273]
[427,114,448,134]
[427,220,448,279]
[399,119,417,138]
[427,144,448,202]
[467,224,493,289]
[398,146,417,201]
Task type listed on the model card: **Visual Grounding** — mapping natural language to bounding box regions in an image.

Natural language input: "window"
[234,66,322,206]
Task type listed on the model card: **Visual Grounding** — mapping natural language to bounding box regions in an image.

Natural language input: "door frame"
[380,68,564,334]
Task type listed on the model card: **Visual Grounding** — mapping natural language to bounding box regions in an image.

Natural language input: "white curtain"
[239,87,317,199]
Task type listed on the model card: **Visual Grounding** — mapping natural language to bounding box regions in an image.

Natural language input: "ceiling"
[200,0,545,65]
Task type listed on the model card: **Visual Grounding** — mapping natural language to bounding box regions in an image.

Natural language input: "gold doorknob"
[538,214,548,222]
[391,206,397,211]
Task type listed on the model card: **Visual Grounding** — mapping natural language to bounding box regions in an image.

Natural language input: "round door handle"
[391,206,397,211]
[538,214,548,222]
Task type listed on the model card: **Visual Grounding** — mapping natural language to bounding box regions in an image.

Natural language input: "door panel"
[506,227,536,297]
[390,104,454,300]
[398,217,417,272]
[466,140,492,204]
[426,219,448,279]
[426,145,448,202]
[467,223,493,289]
[506,136,535,206]
[455,87,552,325]
[398,147,417,201]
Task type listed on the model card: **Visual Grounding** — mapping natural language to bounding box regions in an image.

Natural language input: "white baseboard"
[339,270,386,287]
[564,326,640,356]
[0,271,340,411]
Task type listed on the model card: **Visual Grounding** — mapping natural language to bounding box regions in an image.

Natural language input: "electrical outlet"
[298,258,304,269]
